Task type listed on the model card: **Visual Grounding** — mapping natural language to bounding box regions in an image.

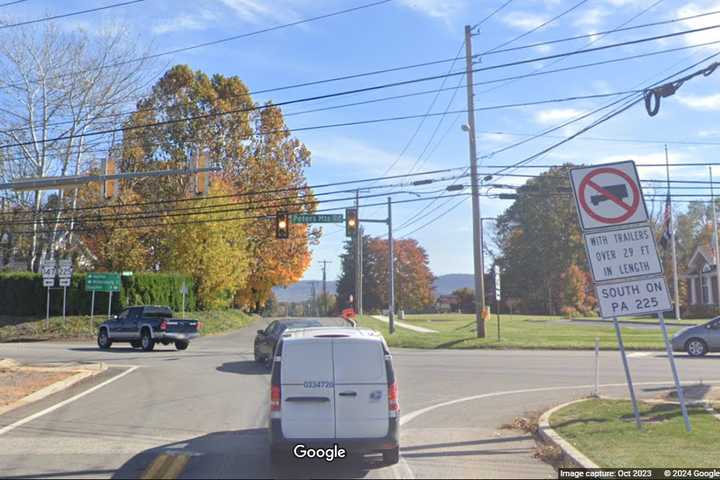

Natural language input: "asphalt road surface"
[1,317,718,479]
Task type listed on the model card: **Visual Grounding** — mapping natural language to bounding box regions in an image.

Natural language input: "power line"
[0,0,144,30]
[0,1,28,7]
[6,192,473,235]
[484,0,591,53]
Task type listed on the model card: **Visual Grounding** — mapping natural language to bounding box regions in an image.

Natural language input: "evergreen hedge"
[0,272,196,317]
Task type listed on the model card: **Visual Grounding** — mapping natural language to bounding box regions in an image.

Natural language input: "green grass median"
[550,398,720,467]
[357,313,700,350]
[0,309,254,342]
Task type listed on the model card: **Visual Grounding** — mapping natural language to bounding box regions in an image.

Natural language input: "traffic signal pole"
[388,197,395,334]
[355,190,363,315]
[465,25,486,338]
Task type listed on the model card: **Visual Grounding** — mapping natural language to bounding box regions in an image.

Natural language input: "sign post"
[90,290,96,333]
[40,259,57,328]
[570,160,690,431]
[494,265,501,341]
[180,282,188,317]
[58,259,72,322]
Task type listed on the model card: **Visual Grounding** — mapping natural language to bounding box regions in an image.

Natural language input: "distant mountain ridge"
[273,274,473,302]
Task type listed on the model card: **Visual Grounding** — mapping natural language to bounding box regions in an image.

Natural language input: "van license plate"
[303,381,334,388]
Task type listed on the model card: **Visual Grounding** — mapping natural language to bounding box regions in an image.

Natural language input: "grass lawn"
[550,398,720,467]
[0,309,254,342]
[356,313,700,350]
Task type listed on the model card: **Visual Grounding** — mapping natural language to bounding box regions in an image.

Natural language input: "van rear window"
[281,340,334,385]
[333,340,386,384]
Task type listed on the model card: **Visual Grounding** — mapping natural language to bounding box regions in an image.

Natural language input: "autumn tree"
[560,263,595,317]
[160,180,249,309]
[111,65,315,310]
[337,235,434,313]
[496,165,586,314]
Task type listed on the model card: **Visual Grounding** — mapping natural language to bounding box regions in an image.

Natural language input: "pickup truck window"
[128,307,142,320]
[117,310,129,321]
[143,307,173,318]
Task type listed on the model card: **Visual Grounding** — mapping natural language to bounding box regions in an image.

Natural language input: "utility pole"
[388,197,395,334]
[665,146,681,320]
[465,24,486,338]
[311,281,317,316]
[355,189,363,315]
[319,260,331,316]
[711,166,720,307]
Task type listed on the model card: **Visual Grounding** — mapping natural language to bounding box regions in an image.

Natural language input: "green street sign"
[86,272,121,292]
[291,214,344,224]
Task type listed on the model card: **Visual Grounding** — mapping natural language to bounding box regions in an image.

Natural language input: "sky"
[12,0,720,282]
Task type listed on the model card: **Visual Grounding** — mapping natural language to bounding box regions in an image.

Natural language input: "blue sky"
[16,0,720,282]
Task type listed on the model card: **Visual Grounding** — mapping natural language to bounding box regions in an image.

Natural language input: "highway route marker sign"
[58,259,72,287]
[583,225,663,283]
[41,259,56,287]
[595,276,672,318]
[570,161,648,231]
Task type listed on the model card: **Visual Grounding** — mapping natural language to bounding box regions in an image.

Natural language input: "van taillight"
[388,382,399,412]
[271,385,281,412]
[159,320,168,331]
[197,321,203,330]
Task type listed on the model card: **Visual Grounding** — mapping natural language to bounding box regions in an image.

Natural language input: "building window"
[702,275,709,304]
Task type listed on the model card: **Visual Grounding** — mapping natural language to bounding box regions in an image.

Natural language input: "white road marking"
[627,352,654,358]
[371,315,438,333]
[400,379,720,427]
[0,365,139,436]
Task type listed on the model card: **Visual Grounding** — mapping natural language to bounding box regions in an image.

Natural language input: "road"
[1,317,718,479]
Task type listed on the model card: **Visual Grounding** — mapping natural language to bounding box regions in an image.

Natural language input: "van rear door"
[280,338,335,439]
[332,338,389,438]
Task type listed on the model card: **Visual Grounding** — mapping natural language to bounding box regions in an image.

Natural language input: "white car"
[268,327,400,465]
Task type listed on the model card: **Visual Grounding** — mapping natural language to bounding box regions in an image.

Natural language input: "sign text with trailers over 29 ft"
[583,225,663,282]
[570,161,649,231]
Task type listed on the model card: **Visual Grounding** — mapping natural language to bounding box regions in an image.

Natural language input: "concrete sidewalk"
[371,315,438,333]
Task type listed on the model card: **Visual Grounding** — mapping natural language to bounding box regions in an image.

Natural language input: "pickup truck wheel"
[140,329,155,351]
[382,447,399,465]
[130,340,141,349]
[97,329,112,349]
[175,340,189,351]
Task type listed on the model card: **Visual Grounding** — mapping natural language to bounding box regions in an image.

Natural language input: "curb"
[0,362,108,417]
[537,398,599,469]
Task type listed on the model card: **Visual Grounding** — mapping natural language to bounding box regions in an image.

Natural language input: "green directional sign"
[291,214,344,224]
[86,272,121,292]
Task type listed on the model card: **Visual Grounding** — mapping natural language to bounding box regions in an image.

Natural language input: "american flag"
[659,192,672,248]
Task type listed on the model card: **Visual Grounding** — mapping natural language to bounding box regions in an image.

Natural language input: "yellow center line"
[141,452,190,480]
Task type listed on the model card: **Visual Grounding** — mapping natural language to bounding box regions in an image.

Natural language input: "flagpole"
[665,145,681,320]
[710,166,720,308]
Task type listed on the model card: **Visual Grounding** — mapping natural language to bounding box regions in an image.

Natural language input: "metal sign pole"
[62,286,66,322]
[90,290,96,333]
[594,337,600,397]
[46,287,50,328]
[108,291,112,318]
[612,317,642,429]
[658,312,692,432]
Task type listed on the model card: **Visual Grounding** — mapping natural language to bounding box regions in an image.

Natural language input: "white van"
[268,327,400,465]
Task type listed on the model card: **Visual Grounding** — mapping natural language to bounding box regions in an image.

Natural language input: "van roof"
[281,326,384,341]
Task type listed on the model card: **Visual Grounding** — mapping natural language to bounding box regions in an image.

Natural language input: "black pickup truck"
[97,306,201,351]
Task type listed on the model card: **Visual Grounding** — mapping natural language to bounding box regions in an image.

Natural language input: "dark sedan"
[253,319,322,363]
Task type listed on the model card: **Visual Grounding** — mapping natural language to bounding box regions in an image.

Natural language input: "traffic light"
[102,158,118,200]
[345,208,357,237]
[194,149,209,196]
[276,211,289,239]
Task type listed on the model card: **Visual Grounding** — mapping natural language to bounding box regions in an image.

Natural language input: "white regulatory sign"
[40,259,57,279]
[58,259,72,278]
[43,278,55,287]
[595,276,672,318]
[570,161,649,231]
[59,278,71,287]
[584,225,663,282]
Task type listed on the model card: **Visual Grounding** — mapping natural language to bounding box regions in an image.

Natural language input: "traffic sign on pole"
[595,276,672,318]
[570,161,648,231]
[86,272,121,292]
[583,225,663,282]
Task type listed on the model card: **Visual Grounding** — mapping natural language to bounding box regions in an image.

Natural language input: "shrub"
[0,272,195,316]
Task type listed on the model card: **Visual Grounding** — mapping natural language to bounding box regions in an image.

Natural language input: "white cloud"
[573,8,610,28]
[534,108,584,125]
[677,2,720,48]
[219,0,297,24]
[676,94,720,110]
[501,12,548,30]
[153,11,217,34]
[396,0,466,21]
